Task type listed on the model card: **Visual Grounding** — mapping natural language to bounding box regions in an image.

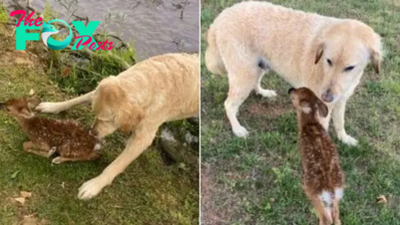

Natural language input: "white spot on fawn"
[301,106,312,114]
[94,143,102,151]
[320,190,333,206]
[335,188,344,200]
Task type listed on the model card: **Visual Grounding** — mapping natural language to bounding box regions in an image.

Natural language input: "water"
[6,0,199,61]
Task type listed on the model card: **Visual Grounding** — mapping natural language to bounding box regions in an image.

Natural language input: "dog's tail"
[205,24,227,75]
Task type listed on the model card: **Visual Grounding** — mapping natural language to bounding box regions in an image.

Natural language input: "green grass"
[0,4,7,23]
[0,15,198,225]
[201,0,400,224]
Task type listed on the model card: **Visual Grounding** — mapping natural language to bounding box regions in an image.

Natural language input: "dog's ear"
[316,99,329,118]
[27,96,41,110]
[97,76,144,132]
[367,32,382,74]
[370,48,381,74]
[299,100,312,114]
[315,43,324,64]
[115,102,144,132]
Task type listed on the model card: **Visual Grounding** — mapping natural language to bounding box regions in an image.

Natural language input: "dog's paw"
[35,102,64,114]
[338,134,358,146]
[52,156,63,164]
[232,126,249,138]
[258,89,277,98]
[78,177,106,200]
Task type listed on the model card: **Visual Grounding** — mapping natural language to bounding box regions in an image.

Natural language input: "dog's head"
[91,76,144,138]
[0,97,41,119]
[314,20,382,103]
[289,87,328,120]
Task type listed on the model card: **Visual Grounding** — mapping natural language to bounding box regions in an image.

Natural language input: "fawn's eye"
[327,59,332,66]
[344,66,355,72]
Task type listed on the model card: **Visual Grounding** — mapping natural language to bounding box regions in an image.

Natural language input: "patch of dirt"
[0,25,44,70]
[7,196,47,225]
[201,162,254,225]
[0,50,42,68]
[201,164,228,225]
[246,102,289,118]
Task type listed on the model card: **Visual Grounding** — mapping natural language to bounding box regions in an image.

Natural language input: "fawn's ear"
[21,108,34,119]
[299,101,312,114]
[317,99,329,118]
[27,97,41,109]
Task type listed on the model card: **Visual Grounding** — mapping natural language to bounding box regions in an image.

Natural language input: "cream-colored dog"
[205,1,382,146]
[36,53,199,200]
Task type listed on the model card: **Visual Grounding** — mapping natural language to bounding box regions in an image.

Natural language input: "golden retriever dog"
[205,1,382,146]
[36,53,199,200]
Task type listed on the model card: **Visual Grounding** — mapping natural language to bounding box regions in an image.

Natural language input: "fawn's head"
[0,97,41,119]
[289,87,328,122]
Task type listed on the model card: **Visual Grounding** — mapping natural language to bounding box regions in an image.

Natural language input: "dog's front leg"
[77,124,159,200]
[319,108,332,132]
[36,91,95,114]
[332,98,358,146]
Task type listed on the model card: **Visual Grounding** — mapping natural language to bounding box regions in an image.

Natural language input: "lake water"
[5,0,199,60]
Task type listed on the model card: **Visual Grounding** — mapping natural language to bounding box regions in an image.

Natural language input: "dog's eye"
[327,59,332,66]
[344,66,355,72]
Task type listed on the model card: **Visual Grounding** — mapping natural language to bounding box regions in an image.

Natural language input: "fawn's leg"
[52,152,101,164]
[22,141,52,158]
[333,198,341,225]
[310,195,332,225]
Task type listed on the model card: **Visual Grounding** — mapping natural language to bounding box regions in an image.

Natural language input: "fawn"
[289,87,345,225]
[0,97,102,164]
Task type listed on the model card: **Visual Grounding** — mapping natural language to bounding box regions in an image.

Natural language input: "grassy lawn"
[201,0,400,224]
[0,13,198,225]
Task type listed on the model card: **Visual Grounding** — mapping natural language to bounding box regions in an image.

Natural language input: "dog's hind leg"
[36,91,95,114]
[254,59,277,98]
[77,122,160,200]
[224,64,259,138]
[255,73,277,98]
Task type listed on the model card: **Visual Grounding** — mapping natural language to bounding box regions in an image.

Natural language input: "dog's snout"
[321,89,334,102]
[288,87,295,94]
